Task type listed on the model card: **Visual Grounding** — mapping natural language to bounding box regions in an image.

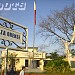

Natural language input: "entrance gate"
[0,16,28,75]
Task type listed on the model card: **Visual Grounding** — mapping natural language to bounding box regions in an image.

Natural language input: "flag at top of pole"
[34,1,36,25]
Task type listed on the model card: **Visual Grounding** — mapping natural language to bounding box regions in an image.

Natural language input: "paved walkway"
[25,68,44,72]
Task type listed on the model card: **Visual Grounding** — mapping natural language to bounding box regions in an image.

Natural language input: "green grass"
[25,71,75,75]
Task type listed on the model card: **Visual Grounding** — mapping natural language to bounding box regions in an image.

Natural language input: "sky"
[0,0,74,53]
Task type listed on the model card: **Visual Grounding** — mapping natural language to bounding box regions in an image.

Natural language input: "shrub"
[44,59,71,73]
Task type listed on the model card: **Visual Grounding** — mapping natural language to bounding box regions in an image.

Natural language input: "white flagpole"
[33,0,36,68]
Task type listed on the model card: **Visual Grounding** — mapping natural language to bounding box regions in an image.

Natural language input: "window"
[71,61,75,68]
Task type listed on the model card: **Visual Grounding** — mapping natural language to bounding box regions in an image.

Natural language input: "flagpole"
[33,0,36,68]
[33,23,35,59]
[33,23,35,68]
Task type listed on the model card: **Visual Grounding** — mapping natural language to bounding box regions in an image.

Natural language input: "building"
[0,17,46,72]
[1,47,46,71]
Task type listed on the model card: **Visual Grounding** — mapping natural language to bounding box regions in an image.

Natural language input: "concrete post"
[39,59,44,71]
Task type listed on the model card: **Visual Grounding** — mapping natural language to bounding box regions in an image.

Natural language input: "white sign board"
[0,25,23,43]
[28,52,46,58]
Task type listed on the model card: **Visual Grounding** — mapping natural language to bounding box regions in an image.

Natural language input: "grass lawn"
[25,71,75,75]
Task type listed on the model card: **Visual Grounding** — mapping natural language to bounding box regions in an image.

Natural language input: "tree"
[49,52,59,60]
[45,52,70,73]
[44,59,70,73]
[38,4,75,43]
[46,52,66,60]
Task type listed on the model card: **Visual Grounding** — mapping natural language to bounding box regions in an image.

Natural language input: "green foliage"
[44,59,71,73]
[49,52,59,60]
[47,52,66,60]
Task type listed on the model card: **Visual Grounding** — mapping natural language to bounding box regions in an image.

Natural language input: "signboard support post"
[4,48,8,75]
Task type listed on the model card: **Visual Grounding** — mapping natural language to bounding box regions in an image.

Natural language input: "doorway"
[36,60,39,67]
[25,60,28,67]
